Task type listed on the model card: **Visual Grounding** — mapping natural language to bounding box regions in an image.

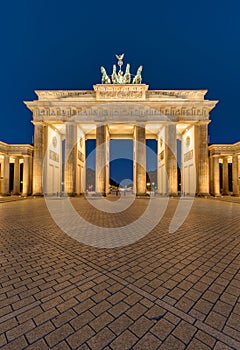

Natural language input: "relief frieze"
[36,90,95,99]
[34,106,208,119]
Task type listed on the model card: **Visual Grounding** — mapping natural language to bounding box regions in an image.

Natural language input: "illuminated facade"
[0,141,33,196]
[22,84,218,197]
[0,74,239,197]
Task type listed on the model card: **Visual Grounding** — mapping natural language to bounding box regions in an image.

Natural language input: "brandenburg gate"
[24,56,218,196]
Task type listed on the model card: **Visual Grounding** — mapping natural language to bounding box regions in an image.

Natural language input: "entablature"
[0,142,33,156]
[209,142,240,156]
[24,99,217,124]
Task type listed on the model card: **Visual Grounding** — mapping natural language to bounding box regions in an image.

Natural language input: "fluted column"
[213,156,220,196]
[165,124,178,196]
[13,157,20,194]
[232,154,239,196]
[95,125,107,195]
[33,123,44,195]
[135,125,146,195]
[3,155,10,195]
[222,157,229,195]
[195,123,209,196]
[22,156,30,196]
[64,123,77,196]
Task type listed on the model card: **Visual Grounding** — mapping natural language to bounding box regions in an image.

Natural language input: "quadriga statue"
[111,65,118,84]
[132,65,143,84]
[124,64,131,84]
[101,66,111,84]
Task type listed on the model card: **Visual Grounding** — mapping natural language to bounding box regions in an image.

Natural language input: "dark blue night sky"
[1,1,239,151]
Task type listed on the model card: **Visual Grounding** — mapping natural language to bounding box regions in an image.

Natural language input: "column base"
[65,192,77,197]
[168,192,179,197]
[136,192,147,197]
[33,192,44,196]
[93,192,106,197]
[197,192,210,197]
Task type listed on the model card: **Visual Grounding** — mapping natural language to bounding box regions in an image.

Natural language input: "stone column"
[213,156,220,196]
[3,155,10,195]
[195,123,210,196]
[232,154,239,196]
[64,123,77,196]
[105,127,110,195]
[135,125,146,195]
[95,125,107,195]
[165,124,178,196]
[22,156,30,196]
[29,155,33,195]
[32,123,44,195]
[222,157,229,195]
[13,157,20,194]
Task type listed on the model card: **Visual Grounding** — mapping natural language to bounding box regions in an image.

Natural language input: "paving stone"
[159,335,185,350]
[73,298,96,314]
[133,333,161,349]
[195,329,216,348]
[87,327,115,349]
[108,301,130,317]
[126,303,147,320]
[172,320,197,344]
[0,334,7,347]
[0,318,18,334]
[91,289,111,303]
[90,299,112,316]
[205,311,227,331]
[70,310,95,330]
[26,320,55,343]
[34,307,59,325]
[67,325,95,349]
[6,319,35,341]
[226,312,239,330]
[151,318,175,341]
[51,340,71,350]
[129,316,153,338]
[109,330,138,350]
[53,308,78,327]
[213,341,236,349]
[186,338,212,350]
[213,300,233,317]
[109,314,133,335]
[0,336,28,350]
[45,323,74,348]
[194,299,213,315]
[1,198,240,349]
[25,339,49,350]
[89,311,114,332]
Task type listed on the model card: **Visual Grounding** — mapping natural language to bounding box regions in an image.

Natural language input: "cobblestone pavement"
[0,197,240,350]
